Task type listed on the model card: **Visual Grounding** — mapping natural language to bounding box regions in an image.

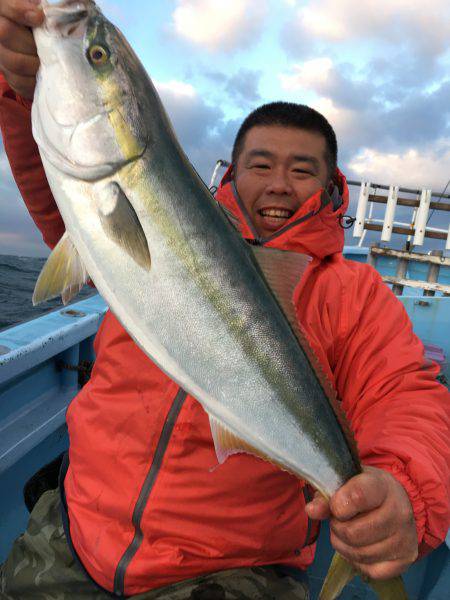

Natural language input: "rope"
[56,359,94,387]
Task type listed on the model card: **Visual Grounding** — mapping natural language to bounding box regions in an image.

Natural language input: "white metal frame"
[353,182,371,239]
[381,185,399,242]
[352,183,448,248]
[413,189,432,246]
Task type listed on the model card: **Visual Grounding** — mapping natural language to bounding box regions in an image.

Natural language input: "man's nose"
[265,170,293,195]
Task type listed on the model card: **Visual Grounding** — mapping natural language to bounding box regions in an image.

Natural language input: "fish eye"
[88,44,110,65]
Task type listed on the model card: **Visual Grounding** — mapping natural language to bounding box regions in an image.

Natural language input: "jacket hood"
[215,165,350,260]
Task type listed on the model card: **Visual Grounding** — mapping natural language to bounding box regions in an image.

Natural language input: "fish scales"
[32,0,357,497]
[31,2,408,598]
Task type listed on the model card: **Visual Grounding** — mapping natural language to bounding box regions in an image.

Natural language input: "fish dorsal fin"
[294,320,360,466]
[217,202,243,232]
[95,182,151,271]
[251,246,360,466]
[250,246,311,332]
[32,231,89,306]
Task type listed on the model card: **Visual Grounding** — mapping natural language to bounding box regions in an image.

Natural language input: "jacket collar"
[215,166,350,261]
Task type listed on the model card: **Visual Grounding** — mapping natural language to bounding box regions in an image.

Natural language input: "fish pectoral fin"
[32,231,89,306]
[209,415,270,465]
[95,182,151,271]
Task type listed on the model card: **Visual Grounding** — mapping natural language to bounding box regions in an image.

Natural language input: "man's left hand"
[305,466,418,580]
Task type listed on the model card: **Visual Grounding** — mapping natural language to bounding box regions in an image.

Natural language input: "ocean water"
[0,254,96,332]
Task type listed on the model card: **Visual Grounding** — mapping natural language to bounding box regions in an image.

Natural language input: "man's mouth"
[258,207,294,228]
[258,208,294,220]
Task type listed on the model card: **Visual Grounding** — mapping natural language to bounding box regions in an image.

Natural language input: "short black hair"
[232,101,338,179]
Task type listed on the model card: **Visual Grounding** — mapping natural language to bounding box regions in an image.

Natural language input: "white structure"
[381,185,399,242]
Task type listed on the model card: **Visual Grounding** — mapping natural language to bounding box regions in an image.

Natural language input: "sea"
[0,254,96,332]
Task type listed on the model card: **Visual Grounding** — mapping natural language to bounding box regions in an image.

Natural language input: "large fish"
[31,2,407,598]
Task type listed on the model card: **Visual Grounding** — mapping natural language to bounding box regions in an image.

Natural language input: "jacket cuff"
[362,457,427,553]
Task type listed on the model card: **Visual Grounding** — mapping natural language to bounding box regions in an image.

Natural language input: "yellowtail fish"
[31,2,408,598]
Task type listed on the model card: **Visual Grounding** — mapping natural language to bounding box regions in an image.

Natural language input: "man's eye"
[252,164,270,169]
[293,168,310,174]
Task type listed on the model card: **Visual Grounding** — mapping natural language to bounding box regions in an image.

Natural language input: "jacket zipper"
[230,181,327,247]
[113,387,187,596]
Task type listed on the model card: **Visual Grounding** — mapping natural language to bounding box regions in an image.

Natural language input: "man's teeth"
[260,208,292,218]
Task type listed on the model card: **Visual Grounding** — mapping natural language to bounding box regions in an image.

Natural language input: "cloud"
[154,79,238,184]
[171,0,269,52]
[0,187,50,257]
[225,69,262,104]
[278,54,450,169]
[202,68,262,106]
[0,144,16,187]
[279,58,380,112]
[348,141,450,190]
[280,58,333,91]
[281,1,450,90]
[294,1,450,52]
[0,140,50,257]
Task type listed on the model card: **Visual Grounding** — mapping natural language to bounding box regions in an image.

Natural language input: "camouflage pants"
[0,489,309,600]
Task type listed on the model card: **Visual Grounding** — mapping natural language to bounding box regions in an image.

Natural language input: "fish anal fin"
[32,232,89,306]
[209,415,261,464]
[96,182,151,271]
[208,414,299,478]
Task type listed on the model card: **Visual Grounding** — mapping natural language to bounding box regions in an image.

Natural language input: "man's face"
[234,125,331,238]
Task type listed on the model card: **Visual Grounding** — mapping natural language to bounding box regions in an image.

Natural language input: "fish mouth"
[40,0,97,37]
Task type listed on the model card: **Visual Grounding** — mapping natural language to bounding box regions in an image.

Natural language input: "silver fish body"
[32,0,359,498]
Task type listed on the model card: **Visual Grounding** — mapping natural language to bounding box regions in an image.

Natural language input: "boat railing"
[350,180,450,297]
[0,298,107,471]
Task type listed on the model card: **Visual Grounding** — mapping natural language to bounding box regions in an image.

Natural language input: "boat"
[0,174,449,599]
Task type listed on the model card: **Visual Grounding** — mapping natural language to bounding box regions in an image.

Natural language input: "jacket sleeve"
[0,73,65,249]
[334,265,450,558]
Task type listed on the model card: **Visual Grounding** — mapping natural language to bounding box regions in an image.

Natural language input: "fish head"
[32,0,148,181]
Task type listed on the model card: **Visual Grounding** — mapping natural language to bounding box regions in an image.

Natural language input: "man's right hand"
[0,0,43,99]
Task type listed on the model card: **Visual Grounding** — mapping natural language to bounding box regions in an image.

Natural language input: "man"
[0,2,449,599]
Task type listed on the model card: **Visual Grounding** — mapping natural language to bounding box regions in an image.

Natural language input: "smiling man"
[233,114,334,239]
[0,2,449,599]
[228,103,344,248]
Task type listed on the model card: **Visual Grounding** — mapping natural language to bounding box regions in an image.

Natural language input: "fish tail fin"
[318,552,356,600]
[319,552,409,600]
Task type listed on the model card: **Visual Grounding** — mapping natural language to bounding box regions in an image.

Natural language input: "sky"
[1,0,449,257]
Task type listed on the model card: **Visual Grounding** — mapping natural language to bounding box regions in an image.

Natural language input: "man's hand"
[305,466,418,580]
[0,0,43,99]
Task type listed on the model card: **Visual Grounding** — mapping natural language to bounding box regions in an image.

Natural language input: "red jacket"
[1,75,449,597]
